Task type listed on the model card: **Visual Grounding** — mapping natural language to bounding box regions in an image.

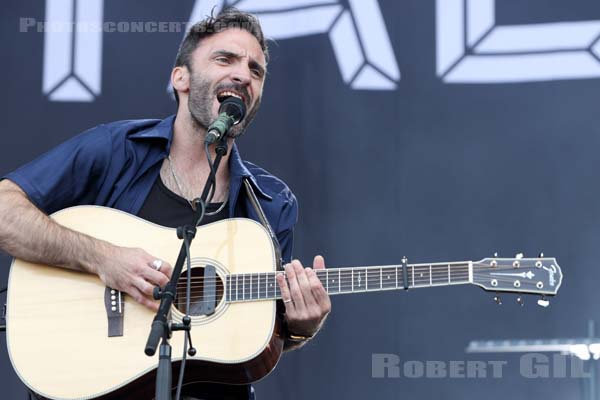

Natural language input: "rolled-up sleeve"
[3,125,113,214]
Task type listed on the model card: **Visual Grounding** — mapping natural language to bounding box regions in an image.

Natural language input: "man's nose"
[230,65,252,86]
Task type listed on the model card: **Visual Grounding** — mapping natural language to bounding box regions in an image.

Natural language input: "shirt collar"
[128,115,175,153]
[229,143,272,201]
[129,114,272,200]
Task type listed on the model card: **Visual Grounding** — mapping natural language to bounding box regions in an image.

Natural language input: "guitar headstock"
[472,254,562,299]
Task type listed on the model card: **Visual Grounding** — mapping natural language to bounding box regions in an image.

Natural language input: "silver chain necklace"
[167,155,229,216]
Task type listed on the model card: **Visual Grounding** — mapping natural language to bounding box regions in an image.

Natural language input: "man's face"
[186,28,267,139]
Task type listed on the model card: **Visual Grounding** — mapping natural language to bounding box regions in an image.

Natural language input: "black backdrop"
[2,1,600,399]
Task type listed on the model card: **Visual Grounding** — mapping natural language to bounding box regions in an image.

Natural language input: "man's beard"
[187,73,261,140]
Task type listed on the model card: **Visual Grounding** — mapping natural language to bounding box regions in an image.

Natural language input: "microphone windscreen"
[218,96,246,125]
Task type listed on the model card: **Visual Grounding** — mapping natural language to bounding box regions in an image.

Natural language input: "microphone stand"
[145,136,229,400]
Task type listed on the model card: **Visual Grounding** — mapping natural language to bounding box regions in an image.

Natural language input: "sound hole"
[175,267,224,316]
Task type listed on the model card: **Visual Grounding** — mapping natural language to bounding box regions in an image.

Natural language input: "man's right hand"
[96,245,174,311]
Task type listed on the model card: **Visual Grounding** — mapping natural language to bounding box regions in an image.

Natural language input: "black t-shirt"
[138,174,229,228]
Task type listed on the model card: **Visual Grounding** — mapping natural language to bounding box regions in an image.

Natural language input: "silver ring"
[283,299,293,304]
[151,259,163,271]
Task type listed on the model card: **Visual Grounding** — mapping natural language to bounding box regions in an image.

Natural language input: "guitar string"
[170,274,544,302]
[169,266,545,288]
[178,281,549,303]
[172,270,474,289]
[170,262,541,274]
[166,264,552,279]
[171,271,475,291]
[173,273,475,294]
[170,271,543,292]
[168,262,543,284]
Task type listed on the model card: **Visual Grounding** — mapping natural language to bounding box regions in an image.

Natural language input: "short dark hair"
[173,7,269,104]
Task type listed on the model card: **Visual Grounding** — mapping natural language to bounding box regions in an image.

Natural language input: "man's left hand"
[277,255,331,338]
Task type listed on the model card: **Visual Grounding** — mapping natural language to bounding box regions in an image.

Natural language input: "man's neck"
[174,110,233,164]
[168,111,232,201]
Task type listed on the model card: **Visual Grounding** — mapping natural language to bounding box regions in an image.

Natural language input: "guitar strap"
[242,177,288,325]
[242,177,283,270]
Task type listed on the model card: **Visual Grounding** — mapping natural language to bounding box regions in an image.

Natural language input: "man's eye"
[216,57,230,64]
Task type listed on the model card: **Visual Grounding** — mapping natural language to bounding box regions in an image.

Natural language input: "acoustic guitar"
[4,206,563,399]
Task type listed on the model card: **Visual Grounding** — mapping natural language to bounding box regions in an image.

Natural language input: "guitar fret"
[429,265,432,286]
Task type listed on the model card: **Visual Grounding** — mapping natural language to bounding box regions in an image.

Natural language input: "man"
[0,8,331,400]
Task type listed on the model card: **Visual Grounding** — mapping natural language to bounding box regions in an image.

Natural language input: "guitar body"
[6,206,283,400]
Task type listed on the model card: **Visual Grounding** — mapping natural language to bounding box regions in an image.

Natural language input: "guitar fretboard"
[225,262,472,303]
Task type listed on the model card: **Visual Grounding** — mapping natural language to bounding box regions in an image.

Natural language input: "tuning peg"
[493,252,498,257]
[537,296,550,308]
[538,252,544,258]
[516,253,524,259]
[517,296,524,306]
[494,295,502,305]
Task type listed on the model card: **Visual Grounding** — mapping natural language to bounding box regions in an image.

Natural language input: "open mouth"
[216,90,246,105]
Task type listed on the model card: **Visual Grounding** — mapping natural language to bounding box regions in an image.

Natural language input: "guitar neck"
[225,261,473,303]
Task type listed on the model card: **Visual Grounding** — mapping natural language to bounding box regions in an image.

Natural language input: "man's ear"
[171,66,190,94]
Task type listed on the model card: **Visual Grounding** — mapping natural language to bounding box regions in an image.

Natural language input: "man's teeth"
[219,91,243,101]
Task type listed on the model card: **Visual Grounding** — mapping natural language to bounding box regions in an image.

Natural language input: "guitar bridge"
[104,287,124,337]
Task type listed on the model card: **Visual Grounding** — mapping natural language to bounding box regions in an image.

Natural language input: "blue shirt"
[4,115,298,263]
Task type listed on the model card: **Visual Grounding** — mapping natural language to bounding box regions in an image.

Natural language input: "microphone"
[205,96,246,144]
